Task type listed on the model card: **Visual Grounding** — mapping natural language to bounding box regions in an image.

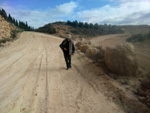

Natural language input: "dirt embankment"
[0,15,21,47]
[76,34,150,112]
[0,15,17,40]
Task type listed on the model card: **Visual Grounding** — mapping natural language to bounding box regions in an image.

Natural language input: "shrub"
[36,24,56,34]
[75,42,84,49]
[0,38,11,43]
[96,46,105,60]
[80,45,91,53]
[85,47,100,60]
[70,29,80,34]
[0,29,20,47]
[10,29,22,39]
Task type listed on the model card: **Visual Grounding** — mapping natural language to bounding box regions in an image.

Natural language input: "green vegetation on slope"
[127,32,150,42]
[36,23,56,34]
[67,20,124,35]
[119,25,150,35]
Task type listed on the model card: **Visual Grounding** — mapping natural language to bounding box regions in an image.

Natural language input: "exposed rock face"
[104,43,138,76]
[0,15,16,40]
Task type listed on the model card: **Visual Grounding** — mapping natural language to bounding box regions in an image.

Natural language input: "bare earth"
[84,34,130,49]
[0,32,125,113]
[84,34,150,72]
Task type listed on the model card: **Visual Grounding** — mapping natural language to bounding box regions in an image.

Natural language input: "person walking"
[59,34,75,70]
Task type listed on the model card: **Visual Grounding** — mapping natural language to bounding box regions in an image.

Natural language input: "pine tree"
[94,23,99,29]
[84,22,89,28]
[78,22,84,28]
[89,23,94,29]
[12,18,16,25]
[15,20,19,27]
[73,20,78,27]
[0,9,2,16]
[1,8,7,20]
[67,20,72,25]
[8,14,13,23]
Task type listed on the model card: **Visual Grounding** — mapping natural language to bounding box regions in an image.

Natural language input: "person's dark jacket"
[59,39,75,55]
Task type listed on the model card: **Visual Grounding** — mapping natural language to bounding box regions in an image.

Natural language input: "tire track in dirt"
[7,52,43,113]
[30,38,49,113]
[0,32,44,113]
[10,34,45,113]
[27,55,44,113]
[44,37,65,113]
[0,54,41,113]
[44,39,49,113]
[0,42,38,88]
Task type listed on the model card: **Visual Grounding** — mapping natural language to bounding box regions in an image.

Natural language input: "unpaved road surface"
[0,32,125,113]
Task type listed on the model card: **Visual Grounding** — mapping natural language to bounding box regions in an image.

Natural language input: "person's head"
[67,34,72,41]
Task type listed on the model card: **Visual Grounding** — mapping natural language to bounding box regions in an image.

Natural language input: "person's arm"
[59,40,65,50]
[72,41,75,54]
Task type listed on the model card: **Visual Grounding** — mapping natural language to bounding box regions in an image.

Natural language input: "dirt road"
[0,32,125,113]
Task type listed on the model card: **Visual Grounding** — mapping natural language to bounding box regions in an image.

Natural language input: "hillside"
[36,22,124,39]
[126,32,150,78]
[36,22,150,40]
[0,15,18,40]
[0,15,21,47]
[119,25,150,35]
[0,8,34,47]
[0,8,34,31]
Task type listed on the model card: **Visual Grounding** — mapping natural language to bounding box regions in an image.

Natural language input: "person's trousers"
[64,53,71,68]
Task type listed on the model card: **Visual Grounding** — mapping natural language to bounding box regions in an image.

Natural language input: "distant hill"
[36,21,124,39]
[119,25,150,35]
[127,32,150,43]
[36,20,150,40]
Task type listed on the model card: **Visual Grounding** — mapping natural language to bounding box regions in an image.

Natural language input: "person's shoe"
[66,67,69,70]
[69,65,72,68]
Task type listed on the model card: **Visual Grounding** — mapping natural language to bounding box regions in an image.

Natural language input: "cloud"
[0,0,150,27]
[76,0,150,25]
[0,1,78,28]
[53,1,77,15]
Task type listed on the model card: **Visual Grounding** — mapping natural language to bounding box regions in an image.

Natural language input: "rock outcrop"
[85,47,100,60]
[104,43,138,76]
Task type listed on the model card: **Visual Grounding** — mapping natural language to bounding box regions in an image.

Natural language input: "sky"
[0,0,150,28]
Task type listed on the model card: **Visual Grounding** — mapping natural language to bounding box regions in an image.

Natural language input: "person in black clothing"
[59,34,75,70]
